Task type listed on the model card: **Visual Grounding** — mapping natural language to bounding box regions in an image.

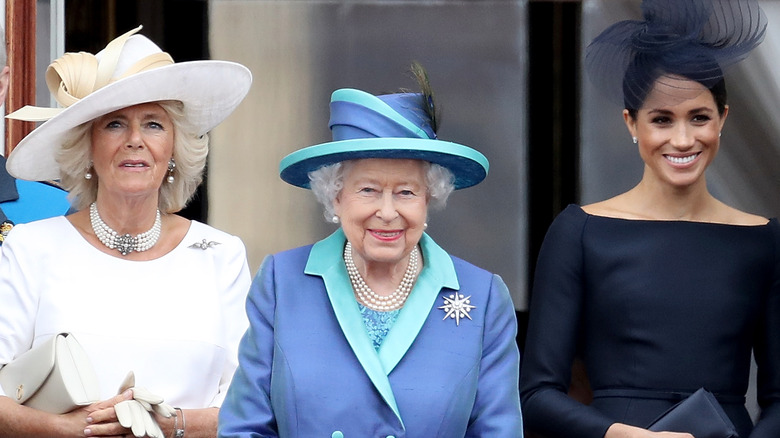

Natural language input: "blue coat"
[219,230,523,438]
[0,156,70,244]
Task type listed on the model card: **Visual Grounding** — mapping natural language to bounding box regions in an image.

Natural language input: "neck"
[629,173,715,221]
[351,247,420,297]
[94,193,161,235]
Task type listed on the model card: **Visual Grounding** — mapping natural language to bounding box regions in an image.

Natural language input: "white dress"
[0,216,251,408]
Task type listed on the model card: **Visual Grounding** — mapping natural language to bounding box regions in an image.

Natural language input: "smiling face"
[90,102,175,201]
[334,158,429,271]
[624,75,728,189]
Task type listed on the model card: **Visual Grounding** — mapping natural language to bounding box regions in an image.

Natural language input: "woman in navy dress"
[520,1,780,437]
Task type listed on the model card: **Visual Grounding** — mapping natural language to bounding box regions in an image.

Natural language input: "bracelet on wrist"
[172,407,185,438]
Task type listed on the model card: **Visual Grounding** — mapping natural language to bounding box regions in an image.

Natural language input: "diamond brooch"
[189,239,221,250]
[439,292,476,326]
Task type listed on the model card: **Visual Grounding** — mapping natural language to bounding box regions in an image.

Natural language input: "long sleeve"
[218,254,279,438]
[0,222,40,379]
[519,206,613,437]
[750,221,780,437]
[211,234,251,407]
[466,273,524,437]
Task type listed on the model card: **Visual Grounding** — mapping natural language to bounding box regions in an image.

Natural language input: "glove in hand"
[114,371,175,438]
[115,399,165,438]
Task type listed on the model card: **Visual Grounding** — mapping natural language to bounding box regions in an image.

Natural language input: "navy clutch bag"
[647,387,739,438]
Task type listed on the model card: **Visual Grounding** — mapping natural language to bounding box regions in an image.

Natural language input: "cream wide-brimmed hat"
[6,25,252,181]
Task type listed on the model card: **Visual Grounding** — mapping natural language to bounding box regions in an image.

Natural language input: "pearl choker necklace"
[89,202,162,256]
[344,241,419,311]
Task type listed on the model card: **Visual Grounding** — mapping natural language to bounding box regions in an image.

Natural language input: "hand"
[605,423,695,438]
[79,389,134,437]
[111,371,175,438]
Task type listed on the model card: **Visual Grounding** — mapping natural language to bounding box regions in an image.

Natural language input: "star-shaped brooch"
[189,239,222,250]
[439,292,476,326]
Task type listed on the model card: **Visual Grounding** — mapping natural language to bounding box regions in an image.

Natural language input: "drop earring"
[84,161,93,180]
[167,158,176,183]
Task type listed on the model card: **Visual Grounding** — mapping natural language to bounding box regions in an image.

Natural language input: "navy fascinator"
[584,0,767,110]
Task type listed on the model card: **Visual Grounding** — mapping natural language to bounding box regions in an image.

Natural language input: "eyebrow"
[101,108,168,119]
[646,107,714,116]
[142,113,167,121]
[350,177,424,187]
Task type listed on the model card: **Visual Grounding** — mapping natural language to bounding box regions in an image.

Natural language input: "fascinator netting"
[584,0,767,109]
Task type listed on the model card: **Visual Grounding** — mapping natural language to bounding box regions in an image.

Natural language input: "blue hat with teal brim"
[279,88,489,189]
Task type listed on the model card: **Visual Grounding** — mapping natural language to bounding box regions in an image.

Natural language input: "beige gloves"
[114,371,175,438]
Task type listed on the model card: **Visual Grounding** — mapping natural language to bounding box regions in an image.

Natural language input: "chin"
[363,248,406,265]
[667,175,703,188]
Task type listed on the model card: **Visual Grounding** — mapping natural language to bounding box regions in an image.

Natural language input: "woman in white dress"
[0,26,252,438]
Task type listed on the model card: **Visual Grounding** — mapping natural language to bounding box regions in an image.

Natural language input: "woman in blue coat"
[218,66,523,438]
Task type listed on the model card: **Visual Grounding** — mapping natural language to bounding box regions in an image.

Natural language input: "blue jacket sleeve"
[466,274,524,437]
[519,206,613,437]
[218,255,278,438]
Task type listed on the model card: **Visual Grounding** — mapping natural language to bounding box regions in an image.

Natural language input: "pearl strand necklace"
[344,241,419,311]
[89,202,162,256]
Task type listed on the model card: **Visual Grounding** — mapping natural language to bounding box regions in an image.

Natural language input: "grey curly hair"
[56,100,209,213]
[308,160,455,222]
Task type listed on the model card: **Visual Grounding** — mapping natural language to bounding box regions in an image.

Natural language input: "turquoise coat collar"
[304,229,459,425]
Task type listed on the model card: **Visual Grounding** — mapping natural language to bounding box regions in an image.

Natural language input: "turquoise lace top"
[358,304,401,350]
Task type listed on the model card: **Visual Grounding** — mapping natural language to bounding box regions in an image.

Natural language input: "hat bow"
[8,25,173,122]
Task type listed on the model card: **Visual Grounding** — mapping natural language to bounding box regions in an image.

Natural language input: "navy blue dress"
[520,205,780,437]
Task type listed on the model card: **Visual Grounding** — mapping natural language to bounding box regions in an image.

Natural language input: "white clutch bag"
[0,332,100,414]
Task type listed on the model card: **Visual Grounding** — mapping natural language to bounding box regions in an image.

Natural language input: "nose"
[376,192,399,222]
[669,124,695,150]
[125,124,144,149]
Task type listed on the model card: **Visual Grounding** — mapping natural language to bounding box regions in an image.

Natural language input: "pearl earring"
[85,161,93,180]
[632,136,637,144]
[167,158,176,184]
[331,216,340,224]
[423,222,428,230]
